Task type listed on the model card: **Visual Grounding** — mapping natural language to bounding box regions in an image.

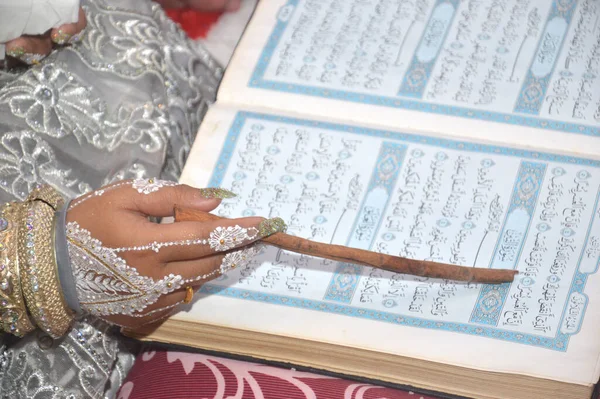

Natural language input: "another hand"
[65,179,284,329]
[2,7,86,65]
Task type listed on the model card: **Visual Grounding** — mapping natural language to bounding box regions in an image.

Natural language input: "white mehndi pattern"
[68,179,174,211]
[208,225,259,252]
[219,245,263,274]
[111,238,208,253]
[181,244,264,285]
[68,178,236,211]
[67,221,263,317]
[110,225,259,253]
[66,222,183,316]
[131,178,178,194]
[68,181,129,210]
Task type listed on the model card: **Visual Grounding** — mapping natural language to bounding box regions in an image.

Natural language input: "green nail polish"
[6,47,26,58]
[6,47,45,65]
[198,188,237,199]
[51,30,72,45]
[258,217,287,237]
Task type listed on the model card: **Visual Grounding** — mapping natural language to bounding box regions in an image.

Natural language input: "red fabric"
[165,9,222,39]
[118,350,441,399]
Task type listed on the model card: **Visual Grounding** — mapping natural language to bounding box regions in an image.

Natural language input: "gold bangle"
[27,184,65,211]
[20,198,73,338]
[0,202,35,336]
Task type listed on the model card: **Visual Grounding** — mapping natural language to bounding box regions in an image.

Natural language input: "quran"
[130,1,600,398]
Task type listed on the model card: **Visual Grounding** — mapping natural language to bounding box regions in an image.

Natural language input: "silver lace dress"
[0,0,222,397]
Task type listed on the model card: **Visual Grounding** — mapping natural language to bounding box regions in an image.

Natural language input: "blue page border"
[248,0,599,137]
[203,111,600,351]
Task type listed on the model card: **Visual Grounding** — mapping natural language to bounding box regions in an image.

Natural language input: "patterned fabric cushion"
[117,350,441,399]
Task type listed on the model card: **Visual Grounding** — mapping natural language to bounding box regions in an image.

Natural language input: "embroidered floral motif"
[110,104,169,152]
[0,318,134,398]
[0,64,104,139]
[0,131,76,199]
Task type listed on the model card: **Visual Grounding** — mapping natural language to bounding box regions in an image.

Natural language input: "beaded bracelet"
[0,202,36,336]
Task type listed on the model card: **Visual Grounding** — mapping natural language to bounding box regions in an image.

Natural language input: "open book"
[130,1,600,398]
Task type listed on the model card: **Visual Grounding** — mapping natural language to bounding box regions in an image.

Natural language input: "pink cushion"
[118,350,441,399]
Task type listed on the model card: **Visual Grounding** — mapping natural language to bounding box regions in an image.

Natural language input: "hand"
[155,0,242,12]
[65,178,285,329]
[3,7,87,65]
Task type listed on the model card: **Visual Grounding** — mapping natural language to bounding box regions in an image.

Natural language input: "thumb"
[130,179,236,217]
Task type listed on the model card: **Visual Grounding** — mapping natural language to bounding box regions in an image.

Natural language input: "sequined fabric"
[0,0,222,397]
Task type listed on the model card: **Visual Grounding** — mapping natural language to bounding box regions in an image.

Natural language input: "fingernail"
[198,188,236,199]
[258,217,287,238]
[6,47,44,65]
[6,47,25,58]
[51,30,72,45]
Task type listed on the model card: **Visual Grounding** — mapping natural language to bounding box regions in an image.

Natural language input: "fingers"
[104,298,182,329]
[101,245,265,329]
[5,7,87,65]
[128,215,282,263]
[69,179,235,217]
[104,278,208,329]
[161,244,263,295]
[157,217,282,262]
[125,281,206,328]
[50,8,87,45]
[5,35,52,65]
[167,253,225,284]
[170,244,264,283]
[130,179,236,217]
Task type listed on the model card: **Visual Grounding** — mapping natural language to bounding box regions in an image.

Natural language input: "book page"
[218,0,600,156]
[179,105,600,385]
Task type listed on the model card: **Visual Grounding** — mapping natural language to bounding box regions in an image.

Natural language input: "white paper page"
[178,105,600,385]
[218,0,600,157]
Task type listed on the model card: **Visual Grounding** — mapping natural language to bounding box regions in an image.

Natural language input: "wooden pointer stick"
[175,207,518,284]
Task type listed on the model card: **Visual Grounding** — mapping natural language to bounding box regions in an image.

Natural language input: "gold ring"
[183,286,194,304]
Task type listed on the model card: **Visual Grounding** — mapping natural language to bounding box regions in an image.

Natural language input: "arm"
[0,180,285,337]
